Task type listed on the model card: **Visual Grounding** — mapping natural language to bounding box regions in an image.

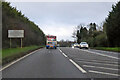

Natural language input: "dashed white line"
[83,65,118,71]
[62,53,68,57]
[58,48,67,57]
[58,48,63,53]
[89,70,120,77]
[60,50,62,53]
[69,59,87,73]
[0,48,41,72]
[77,61,118,66]
[80,49,119,59]
[58,48,87,73]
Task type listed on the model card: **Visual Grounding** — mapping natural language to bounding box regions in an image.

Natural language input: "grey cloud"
[10,2,115,41]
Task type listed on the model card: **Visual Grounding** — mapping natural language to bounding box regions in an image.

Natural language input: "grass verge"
[2,45,44,65]
[92,47,120,52]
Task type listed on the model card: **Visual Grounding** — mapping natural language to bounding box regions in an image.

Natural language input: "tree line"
[58,39,73,47]
[73,23,107,47]
[2,2,46,48]
[73,1,120,47]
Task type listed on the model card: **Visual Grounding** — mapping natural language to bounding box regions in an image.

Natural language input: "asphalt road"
[2,47,120,78]
[60,47,119,78]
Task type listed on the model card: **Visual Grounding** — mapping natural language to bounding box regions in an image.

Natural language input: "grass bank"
[2,45,44,65]
[92,47,120,52]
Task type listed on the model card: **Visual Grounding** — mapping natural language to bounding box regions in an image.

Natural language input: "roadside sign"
[8,30,24,48]
[8,30,24,38]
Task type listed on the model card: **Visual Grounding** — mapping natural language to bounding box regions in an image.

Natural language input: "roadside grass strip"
[93,47,120,52]
[0,48,41,71]
[80,49,119,59]
[89,70,120,77]
[2,46,43,59]
[69,59,87,73]
[2,46,44,65]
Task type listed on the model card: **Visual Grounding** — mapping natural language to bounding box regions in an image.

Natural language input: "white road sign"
[8,30,24,38]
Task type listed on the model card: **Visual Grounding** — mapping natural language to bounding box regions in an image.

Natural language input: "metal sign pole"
[10,38,11,48]
[21,38,22,48]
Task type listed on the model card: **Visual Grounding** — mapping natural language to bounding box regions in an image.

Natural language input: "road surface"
[2,47,120,78]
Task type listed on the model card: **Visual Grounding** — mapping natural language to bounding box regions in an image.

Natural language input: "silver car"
[72,43,80,48]
[80,42,89,49]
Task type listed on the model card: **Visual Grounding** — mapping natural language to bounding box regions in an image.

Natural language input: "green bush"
[95,33,108,47]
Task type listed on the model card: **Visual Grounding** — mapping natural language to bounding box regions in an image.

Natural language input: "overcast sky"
[8,1,117,41]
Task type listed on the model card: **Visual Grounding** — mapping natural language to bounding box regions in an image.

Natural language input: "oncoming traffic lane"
[59,47,119,78]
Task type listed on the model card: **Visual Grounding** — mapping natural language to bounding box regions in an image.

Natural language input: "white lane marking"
[83,65,118,71]
[58,48,68,57]
[89,70,120,77]
[0,48,41,72]
[76,58,118,64]
[60,50,62,53]
[80,49,119,59]
[58,48,62,53]
[58,48,86,73]
[77,61,118,66]
[62,53,68,57]
[48,51,50,53]
[69,59,87,73]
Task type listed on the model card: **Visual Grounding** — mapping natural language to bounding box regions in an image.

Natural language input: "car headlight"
[81,45,83,47]
[86,45,88,47]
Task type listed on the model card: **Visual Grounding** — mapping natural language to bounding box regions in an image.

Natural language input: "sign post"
[8,30,24,48]
[10,38,11,48]
[21,38,22,48]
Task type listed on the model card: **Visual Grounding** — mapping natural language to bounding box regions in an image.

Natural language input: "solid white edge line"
[69,59,87,73]
[80,49,119,59]
[83,65,118,71]
[0,48,41,71]
[89,70,120,77]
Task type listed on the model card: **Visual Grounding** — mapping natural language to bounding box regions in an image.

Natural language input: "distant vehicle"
[57,44,60,47]
[79,42,89,49]
[72,43,80,48]
[46,35,57,49]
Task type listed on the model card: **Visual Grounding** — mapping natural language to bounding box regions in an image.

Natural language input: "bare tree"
[72,24,85,42]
